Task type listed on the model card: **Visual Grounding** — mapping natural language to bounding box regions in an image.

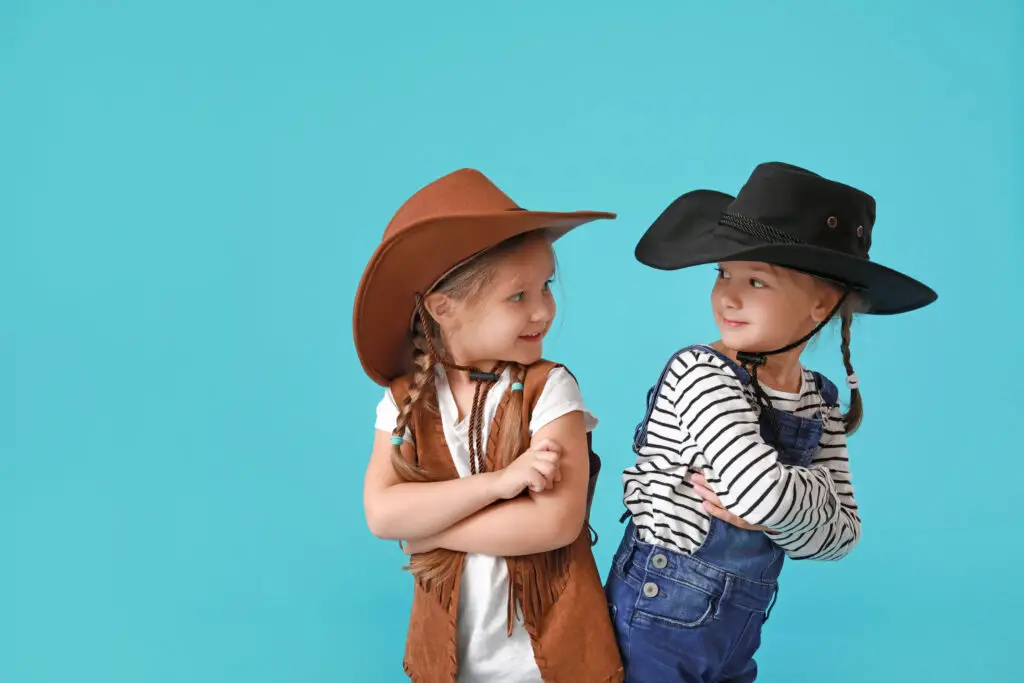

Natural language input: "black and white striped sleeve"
[770,406,862,560]
[662,351,843,534]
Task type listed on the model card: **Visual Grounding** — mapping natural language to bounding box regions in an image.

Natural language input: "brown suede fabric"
[391,361,623,683]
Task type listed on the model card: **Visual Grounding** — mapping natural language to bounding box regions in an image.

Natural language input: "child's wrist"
[481,471,508,503]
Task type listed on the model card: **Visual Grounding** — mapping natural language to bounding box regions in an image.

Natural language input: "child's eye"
[716,267,729,279]
[508,291,525,302]
[750,279,766,289]
[542,278,554,292]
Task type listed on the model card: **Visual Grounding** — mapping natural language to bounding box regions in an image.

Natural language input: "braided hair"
[838,298,863,434]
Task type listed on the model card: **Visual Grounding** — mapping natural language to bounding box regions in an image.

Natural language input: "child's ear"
[424,291,454,324]
[810,286,843,323]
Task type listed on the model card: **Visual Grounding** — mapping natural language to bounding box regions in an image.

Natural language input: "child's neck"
[711,341,804,394]
[443,358,502,423]
[447,356,499,378]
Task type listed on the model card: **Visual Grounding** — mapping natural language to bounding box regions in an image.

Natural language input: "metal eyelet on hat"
[856,225,864,237]
[827,216,839,229]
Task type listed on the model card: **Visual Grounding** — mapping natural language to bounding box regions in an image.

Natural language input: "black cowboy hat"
[635,162,937,314]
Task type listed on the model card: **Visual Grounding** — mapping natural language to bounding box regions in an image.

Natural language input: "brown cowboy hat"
[353,168,616,386]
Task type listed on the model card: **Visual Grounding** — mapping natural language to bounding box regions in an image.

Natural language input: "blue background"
[4,1,1020,681]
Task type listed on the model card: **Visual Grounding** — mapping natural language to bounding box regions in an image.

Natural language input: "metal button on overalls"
[651,553,668,569]
[642,582,659,598]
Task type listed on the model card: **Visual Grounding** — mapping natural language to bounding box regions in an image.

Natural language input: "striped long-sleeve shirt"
[622,346,861,561]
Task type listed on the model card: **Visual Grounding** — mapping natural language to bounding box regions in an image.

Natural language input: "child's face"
[711,261,839,352]
[430,235,557,367]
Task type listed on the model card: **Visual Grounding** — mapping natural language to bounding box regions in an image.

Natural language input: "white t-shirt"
[375,365,598,683]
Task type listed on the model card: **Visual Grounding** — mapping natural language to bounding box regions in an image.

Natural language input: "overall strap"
[685,344,751,385]
[811,371,840,406]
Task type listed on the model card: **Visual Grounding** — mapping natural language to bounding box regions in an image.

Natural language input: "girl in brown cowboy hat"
[355,169,623,683]
[607,162,937,682]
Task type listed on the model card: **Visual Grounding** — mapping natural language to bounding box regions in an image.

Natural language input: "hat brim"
[635,190,937,315]
[355,209,614,386]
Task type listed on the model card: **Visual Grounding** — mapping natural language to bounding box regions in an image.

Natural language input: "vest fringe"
[404,549,463,611]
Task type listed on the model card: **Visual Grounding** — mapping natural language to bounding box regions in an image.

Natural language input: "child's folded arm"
[664,351,843,534]
[363,429,503,541]
[418,410,590,556]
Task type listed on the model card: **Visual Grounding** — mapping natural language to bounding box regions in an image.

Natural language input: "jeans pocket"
[634,578,717,629]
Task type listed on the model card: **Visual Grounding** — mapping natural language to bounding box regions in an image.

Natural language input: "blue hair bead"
[390,435,404,446]
[511,382,524,392]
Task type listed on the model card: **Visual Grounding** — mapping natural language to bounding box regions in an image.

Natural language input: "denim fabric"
[607,345,834,682]
[606,522,776,682]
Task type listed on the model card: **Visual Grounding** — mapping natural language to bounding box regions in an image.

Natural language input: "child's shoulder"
[526,358,564,375]
[660,344,739,379]
[525,359,598,428]
[637,345,747,399]
[525,360,594,413]
[526,358,577,390]
[667,344,730,366]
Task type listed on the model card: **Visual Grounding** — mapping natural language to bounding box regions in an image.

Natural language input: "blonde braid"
[493,363,526,471]
[839,309,863,435]
[389,327,439,483]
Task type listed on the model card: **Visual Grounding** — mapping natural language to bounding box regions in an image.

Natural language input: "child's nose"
[530,298,554,322]
[718,288,741,309]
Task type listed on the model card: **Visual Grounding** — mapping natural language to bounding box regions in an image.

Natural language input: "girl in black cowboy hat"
[605,162,937,682]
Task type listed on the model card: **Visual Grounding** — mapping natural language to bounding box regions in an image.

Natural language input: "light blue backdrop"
[4,1,1020,681]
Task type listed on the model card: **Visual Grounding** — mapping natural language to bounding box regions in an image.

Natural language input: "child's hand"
[489,438,562,500]
[691,473,776,534]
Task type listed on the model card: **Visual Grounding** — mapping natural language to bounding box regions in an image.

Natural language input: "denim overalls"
[606,345,838,683]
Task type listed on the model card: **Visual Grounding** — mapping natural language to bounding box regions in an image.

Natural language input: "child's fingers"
[691,478,724,506]
[703,500,734,523]
[532,460,559,485]
[526,469,548,493]
[533,450,561,465]
[703,500,764,531]
[692,482,715,501]
[532,438,562,455]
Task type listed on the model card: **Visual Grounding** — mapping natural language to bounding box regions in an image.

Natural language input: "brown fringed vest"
[391,360,623,683]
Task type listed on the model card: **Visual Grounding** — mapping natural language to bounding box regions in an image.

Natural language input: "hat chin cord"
[413,293,510,474]
[735,291,849,441]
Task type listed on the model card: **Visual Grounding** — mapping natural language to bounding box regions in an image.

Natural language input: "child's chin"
[508,345,543,365]
[719,329,759,350]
